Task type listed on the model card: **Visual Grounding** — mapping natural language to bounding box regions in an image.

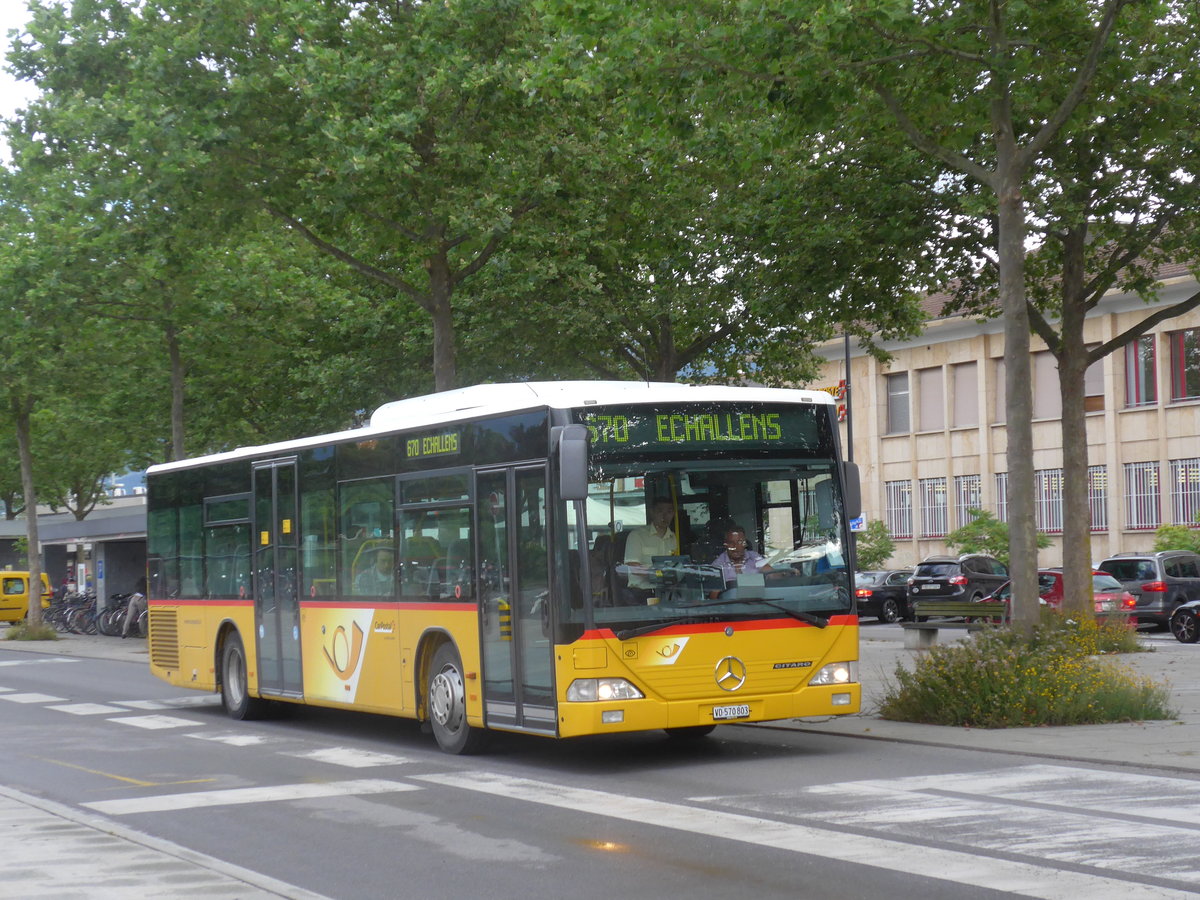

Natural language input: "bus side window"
[399,509,443,600]
[339,478,395,597]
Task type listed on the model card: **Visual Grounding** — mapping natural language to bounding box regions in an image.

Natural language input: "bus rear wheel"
[221,631,268,720]
[428,643,487,754]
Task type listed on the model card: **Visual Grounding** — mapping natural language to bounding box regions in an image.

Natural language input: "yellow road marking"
[40,758,216,788]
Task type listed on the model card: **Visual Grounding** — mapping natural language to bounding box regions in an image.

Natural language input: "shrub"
[878,614,1173,727]
[2,623,59,641]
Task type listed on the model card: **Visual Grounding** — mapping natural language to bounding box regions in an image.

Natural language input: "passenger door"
[476,466,556,734]
[252,458,303,697]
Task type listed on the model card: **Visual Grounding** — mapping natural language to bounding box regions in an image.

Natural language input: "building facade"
[809,264,1200,568]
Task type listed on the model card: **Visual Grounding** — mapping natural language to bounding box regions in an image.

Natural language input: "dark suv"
[1096,551,1200,627]
[907,554,1009,604]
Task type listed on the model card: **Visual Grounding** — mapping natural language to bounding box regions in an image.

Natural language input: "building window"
[1124,462,1161,530]
[1171,458,1200,526]
[1033,352,1062,420]
[918,477,948,538]
[1034,468,1064,534]
[886,373,910,434]
[994,472,1008,523]
[1125,335,1157,407]
[1169,329,1200,401]
[954,474,982,527]
[951,362,978,427]
[993,358,1006,424]
[1088,466,1108,533]
[1084,353,1104,413]
[917,367,944,431]
[884,480,913,539]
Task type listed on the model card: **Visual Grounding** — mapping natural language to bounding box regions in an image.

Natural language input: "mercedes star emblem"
[714,656,747,692]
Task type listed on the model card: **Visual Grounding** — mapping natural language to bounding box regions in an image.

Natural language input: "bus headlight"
[809,662,857,686]
[566,678,645,702]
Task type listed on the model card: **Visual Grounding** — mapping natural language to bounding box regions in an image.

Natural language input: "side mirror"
[842,460,861,521]
[553,424,589,501]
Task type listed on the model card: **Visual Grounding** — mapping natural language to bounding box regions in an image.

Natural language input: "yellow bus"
[146,382,862,753]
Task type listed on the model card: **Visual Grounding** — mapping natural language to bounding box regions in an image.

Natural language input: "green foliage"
[879,613,1172,728]
[854,520,894,570]
[2,622,58,642]
[1154,523,1200,555]
[945,509,1050,566]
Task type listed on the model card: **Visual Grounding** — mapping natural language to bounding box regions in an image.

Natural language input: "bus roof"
[147,381,835,474]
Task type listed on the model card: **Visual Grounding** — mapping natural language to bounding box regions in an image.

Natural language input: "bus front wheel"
[428,644,488,754]
[221,632,268,720]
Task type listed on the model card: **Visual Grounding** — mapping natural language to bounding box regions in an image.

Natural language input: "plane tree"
[12,0,604,392]
[568,0,1199,624]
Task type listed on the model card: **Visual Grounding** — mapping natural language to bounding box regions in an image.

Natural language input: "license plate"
[922,584,940,591]
[712,704,751,720]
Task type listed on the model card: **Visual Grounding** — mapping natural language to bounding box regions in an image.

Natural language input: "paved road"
[2,623,1199,898]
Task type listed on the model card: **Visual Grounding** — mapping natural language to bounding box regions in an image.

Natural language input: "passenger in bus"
[354,548,396,595]
[622,497,678,603]
[709,525,772,598]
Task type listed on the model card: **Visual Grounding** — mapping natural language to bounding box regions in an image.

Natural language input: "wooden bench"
[900,599,1010,649]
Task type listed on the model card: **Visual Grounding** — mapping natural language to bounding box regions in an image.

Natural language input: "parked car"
[1096,551,1200,628]
[1170,599,1200,643]
[854,569,914,623]
[0,571,53,624]
[907,554,1009,604]
[984,569,1136,619]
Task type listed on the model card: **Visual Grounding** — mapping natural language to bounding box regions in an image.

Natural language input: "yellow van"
[0,572,53,623]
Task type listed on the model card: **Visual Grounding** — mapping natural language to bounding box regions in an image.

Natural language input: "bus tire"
[221,631,268,721]
[428,643,487,755]
[664,725,717,739]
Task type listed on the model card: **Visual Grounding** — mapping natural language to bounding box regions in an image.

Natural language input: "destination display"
[577,403,825,457]
[404,430,461,460]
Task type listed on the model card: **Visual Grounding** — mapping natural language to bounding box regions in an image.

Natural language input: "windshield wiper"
[614,617,693,641]
[684,597,829,628]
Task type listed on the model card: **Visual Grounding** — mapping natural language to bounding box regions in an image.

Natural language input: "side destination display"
[577,403,825,456]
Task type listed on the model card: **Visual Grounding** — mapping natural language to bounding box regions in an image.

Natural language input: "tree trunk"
[996,176,1039,633]
[426,257,458,392]
[11,395,44,630]
[165,320,186,461]
[1056,235,1094,619]
[1058,339,1093,618]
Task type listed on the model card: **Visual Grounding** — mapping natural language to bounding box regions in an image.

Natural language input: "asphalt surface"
[2,622,1198,898]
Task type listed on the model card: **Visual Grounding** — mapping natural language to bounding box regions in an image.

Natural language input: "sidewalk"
[786,627,1200,774]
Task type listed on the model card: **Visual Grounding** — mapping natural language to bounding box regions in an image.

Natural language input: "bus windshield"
[567,461,850,633]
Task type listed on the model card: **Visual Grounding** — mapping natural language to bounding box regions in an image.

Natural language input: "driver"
[622,497,678,603]
[709,525,771,597]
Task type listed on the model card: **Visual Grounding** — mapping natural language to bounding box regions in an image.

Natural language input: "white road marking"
[50,702,126,715]
[158,694,223,708]
[107,714,205,730]
[0,692,67,703]
[779,765,1200,881]
[113,699,171,710]
[84,779,421,815]
[186,732,272,747]
[417,771,1197,900]
[286,748,411,768]
[0,657,78,667]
